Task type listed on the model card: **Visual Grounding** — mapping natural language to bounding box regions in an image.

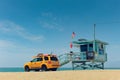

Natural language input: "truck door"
[35,58,43,68]
[30,58,38,68]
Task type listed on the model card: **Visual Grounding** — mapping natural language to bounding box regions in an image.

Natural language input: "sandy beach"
[0,70,120,80]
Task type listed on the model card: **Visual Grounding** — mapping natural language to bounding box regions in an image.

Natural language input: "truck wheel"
[24,66,30,72]
[41,65,47,71]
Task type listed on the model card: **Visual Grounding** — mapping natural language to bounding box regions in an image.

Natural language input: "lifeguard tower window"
[80,45,87,52]
[89,44,93,51]
[99,44,104,55]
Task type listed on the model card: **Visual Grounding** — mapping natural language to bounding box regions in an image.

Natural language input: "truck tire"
[41,65,47,71]
[24,66,30,72]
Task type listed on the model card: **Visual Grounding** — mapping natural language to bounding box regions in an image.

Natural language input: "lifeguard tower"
[58,39,108,70]
[71,39,108,69]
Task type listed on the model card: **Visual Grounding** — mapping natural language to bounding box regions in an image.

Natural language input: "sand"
[0,70,120,80]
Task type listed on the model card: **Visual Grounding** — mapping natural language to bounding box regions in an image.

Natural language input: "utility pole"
[92,24,96,69]
[94,24,96,41]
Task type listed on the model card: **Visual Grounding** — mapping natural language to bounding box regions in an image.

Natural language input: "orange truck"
[24,53,60,72]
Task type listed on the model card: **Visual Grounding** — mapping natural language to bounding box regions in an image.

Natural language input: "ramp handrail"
[58,52,82,66]
[58,53,72,66]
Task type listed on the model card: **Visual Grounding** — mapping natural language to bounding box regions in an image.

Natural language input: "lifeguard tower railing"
[58,52,107,70]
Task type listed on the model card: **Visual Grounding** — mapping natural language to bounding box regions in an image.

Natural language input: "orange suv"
[24,54,60,72]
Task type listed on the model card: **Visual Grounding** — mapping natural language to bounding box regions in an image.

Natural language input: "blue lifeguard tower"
[58,39,108,70]
[71,39,108,69]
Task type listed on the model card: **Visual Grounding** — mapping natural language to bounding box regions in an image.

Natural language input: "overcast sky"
[0,0,120,68]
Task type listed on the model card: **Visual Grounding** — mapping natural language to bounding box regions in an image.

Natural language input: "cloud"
[0,39,37,67]
[39,12,64,31]
[0,40,15,48]
[0,21,44,42]
[0,20,46,67]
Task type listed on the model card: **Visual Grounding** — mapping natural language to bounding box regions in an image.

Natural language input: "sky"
[0,0,120,68]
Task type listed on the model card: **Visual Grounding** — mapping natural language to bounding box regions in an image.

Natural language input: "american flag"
[72,32,75,39]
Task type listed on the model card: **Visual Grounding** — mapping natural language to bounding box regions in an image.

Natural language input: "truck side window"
[31,58,37,62]
[37,58,43,61]
[44,56,48,61]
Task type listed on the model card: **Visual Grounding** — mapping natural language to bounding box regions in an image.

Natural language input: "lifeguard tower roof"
[73,39,108,45]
